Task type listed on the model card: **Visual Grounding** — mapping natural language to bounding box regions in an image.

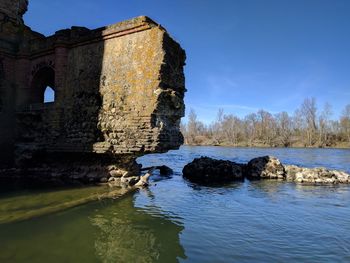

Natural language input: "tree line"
[181,98,350,148]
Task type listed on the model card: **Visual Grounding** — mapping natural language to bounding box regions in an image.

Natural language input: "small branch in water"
[135,165,173,187]
[135,168,156,187]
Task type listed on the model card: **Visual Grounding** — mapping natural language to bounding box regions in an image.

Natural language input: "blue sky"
[26,0,350,123]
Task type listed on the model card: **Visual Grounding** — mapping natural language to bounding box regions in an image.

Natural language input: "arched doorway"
[29,66,55,104]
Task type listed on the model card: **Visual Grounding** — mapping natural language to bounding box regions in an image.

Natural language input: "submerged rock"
[247,156,285,180]
[159,165,174,176]
[182,157,244,184]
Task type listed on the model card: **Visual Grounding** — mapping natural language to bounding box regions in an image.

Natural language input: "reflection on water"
[0,189,186,263]
[90,193,186,263]
[1,146,350,262]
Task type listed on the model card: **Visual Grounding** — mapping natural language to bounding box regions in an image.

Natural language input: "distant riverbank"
[181,102,350,151]
[183,142,350,149]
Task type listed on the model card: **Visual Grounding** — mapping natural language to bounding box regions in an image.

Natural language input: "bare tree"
[210,109,224,145]
[187,108,199,144]
[340,104,350,144]
[242,113,258,146]
[300,97,318,146]
[180,120,188,143]
[221,114,241,145]
[182,100,347,148]
[318,102,332,147]
[275,111,292,147]
[256,109,276,146]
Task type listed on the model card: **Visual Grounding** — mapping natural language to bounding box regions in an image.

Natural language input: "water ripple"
[136,146,350,262]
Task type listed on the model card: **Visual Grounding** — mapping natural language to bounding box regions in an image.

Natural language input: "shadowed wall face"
[0,0,27,24]
[0,0,33,166]
[0,0,186,168]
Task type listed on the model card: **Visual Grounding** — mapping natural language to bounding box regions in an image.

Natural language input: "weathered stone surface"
[0,1,186,179]
[12,16,185,158]
[246,156,285,179]
[285,165,350,184]
[182,157,244,184]
[0,0,28,24]
[0,153,142,186]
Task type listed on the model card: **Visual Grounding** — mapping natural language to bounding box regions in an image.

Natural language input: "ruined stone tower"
[0,0,28,24]
[0,0,186,175]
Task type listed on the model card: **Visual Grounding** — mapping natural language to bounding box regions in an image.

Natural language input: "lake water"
[1,146,350,262]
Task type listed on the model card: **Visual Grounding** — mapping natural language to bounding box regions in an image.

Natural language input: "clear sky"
[26,0,350,123]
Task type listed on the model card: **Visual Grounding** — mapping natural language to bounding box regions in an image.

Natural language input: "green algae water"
[0,186,132,224]
[1,146,350,262]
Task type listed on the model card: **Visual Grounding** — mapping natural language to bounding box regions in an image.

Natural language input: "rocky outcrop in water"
[183,156,350,185]
[182,157,244,184]
[285,165,350,184]
[247,156,285,179]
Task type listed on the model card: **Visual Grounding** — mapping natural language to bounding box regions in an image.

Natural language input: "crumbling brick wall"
[1,0,186,171]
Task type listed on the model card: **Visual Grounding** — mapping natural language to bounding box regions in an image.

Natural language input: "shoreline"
[182,144,350,150]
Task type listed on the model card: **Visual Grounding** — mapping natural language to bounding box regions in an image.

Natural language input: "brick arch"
[29,66,55,104]
[30,60,55,78]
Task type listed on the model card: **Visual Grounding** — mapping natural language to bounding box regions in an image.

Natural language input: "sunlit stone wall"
[0,0,186,170]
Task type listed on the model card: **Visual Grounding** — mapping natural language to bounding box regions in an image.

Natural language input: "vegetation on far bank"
[181,98,350,149]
